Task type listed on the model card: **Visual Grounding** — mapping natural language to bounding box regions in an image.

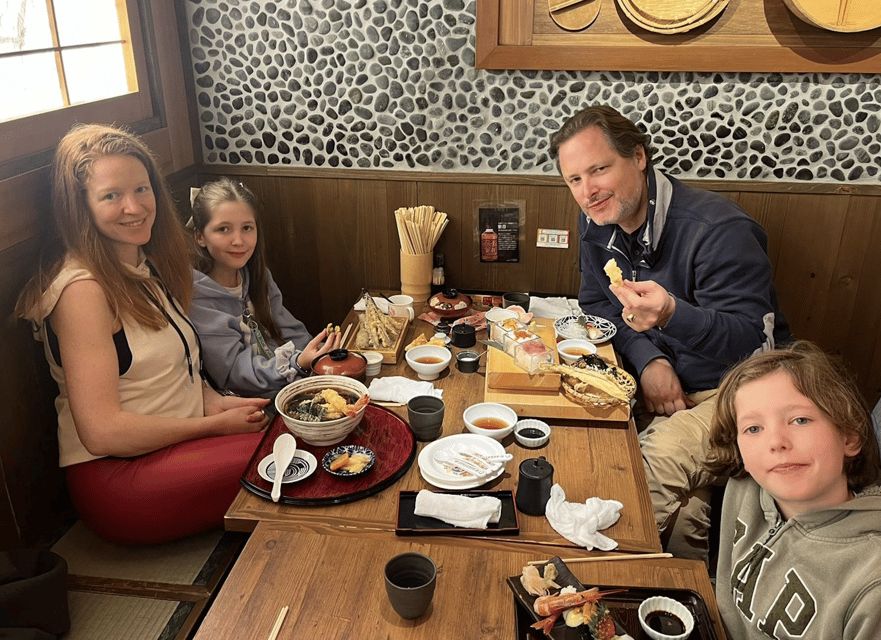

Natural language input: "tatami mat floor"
[51,522,245,640]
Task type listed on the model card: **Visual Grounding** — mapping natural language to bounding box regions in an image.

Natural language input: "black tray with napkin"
[395,490,519,536]
[507,556,719,640]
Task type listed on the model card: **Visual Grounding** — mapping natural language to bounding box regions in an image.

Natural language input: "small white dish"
[638,596,695,640]
[514,419,550,448]
[463,402,518,441]
[322,444,376,477]
[363,351,383,365]
[257,450,318,484]
[556,338,598,364]
[405,344,452,381]
[432,332,452,344]
[485,307,518,323]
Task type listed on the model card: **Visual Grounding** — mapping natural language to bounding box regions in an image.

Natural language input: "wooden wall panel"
[774,194,848,344]
[197,171,881,406]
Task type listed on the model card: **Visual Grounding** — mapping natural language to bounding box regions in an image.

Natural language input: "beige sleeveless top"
[35,257,203,467]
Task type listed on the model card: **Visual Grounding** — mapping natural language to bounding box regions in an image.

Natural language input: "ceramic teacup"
[388,294,415,320]
[407,395,445,442]
[384,552,437,619]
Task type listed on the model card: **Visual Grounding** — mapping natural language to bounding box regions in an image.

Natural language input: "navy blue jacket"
[578,169,791,393]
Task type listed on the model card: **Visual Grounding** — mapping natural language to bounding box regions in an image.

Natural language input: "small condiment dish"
[362,351,384,377]
[556,338,598,365]
[456,350,482,373]
[485,307,518,324]
[405,345,452,381]
[638,596,694,640]
[513,419,550,448]
[463,402,518,440]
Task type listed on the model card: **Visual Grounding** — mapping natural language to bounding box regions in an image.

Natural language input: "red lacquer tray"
[241,404,417,505]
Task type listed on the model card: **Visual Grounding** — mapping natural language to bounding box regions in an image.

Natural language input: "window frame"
[0,0,162,169]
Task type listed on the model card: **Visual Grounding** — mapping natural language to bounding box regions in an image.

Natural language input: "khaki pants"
[636,389,726,561]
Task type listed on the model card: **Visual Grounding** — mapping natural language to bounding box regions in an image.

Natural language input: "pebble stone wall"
[185,0,881,184]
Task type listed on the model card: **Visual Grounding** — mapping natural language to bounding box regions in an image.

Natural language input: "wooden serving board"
[345,313,408,364]
[485,337,631,423]
[486,319,561,391]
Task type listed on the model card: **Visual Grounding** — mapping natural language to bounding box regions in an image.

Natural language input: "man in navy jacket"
[550,105,790,559]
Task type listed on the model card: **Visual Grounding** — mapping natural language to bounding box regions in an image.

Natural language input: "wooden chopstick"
[394,205,448,254]
[527,552,673,566]
[267,605,288,640]
[340,323,352,347]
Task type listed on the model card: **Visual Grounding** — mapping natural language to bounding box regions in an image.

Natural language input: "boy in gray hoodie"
[706,341,881,640]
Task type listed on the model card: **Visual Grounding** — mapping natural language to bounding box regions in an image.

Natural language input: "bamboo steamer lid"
[782,0,881,32]
[629,0,715,25]
[617,0,729,33]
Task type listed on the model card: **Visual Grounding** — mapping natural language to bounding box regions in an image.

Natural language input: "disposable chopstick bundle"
[394,205,448,255]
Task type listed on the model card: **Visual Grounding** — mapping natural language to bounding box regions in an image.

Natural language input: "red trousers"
[65,432,263,544]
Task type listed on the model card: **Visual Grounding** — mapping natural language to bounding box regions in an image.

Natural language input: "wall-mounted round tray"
[783,0,881,32]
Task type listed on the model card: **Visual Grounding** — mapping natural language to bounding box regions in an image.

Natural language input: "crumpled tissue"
[544,484,622,551]
[414,489,502,529]
[367,376,443,404]
[274,341,301,382]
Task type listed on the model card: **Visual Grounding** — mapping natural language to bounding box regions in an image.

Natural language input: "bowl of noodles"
[275,375,370,446]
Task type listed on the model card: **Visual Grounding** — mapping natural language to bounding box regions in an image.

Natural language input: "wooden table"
[225,309,661,554]
[192,522,727,640]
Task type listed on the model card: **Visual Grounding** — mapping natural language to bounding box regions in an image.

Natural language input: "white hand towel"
[413,489,502,529]
[367,377,443,404]
[353,296,390,314]
[274,341,300,382]
[544,484,622,551]
[527,296,579,320]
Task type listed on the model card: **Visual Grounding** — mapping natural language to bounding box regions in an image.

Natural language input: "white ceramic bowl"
[275,375,369,446]
[405,345,452,381]
[513,419,550,448]
[485,307,518,323]
[638,596,695,640]
[556,338,598,365]
[463,402,518,440]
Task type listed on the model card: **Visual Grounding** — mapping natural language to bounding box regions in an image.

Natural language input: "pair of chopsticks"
[267,606,288,640]
[527,552,672,566]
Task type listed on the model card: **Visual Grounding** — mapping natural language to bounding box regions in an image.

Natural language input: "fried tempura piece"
[405,334,428,351]
[603,258,623,287]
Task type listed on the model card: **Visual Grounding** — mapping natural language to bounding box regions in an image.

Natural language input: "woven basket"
[782,0,881,32]
[275,375,369,446]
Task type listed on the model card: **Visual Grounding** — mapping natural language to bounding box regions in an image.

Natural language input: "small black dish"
[456,350,481,373]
